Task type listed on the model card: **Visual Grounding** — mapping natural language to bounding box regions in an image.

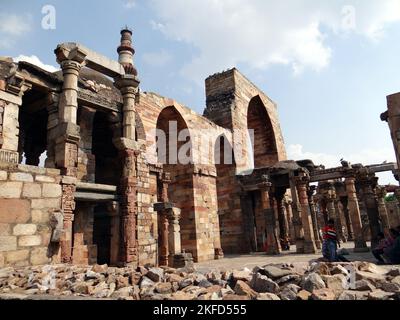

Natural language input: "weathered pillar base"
[214,248,224,260]
[353,239,370,252]
[303,241,318,254]
[172,252,194,271]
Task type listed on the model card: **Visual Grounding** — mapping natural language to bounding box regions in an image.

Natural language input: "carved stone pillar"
[259,177,281,255]
[295,170,317,254]
[60,182,76,263]
[333,198,346,242]
[289,172,305,253]
[167,207,183,265]
[345,177,369,252]
[114,73,140,266]
[115,75,139,141]
[340,197,354,241]
[108,201,121,266]
[54,45,86,263]
[357,171,382,248]
[158,172,171,266]
[284,198,296,245]
[274,188,289,249]
[376,186,390,233]
[308,186,322,249]
[119,148,138,266]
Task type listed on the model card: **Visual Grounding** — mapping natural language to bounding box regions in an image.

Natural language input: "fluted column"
[289,172,305,253]
[376,186,390,233]
[357,171,382,249]
[340,197,354,241]
[345,177,369,252]
[114,75,140,266]
[54,44,87,263]
[308,186,322,249]
[275,188,289,249]
[284,198,296,245]
[295,170,317,254]
[167,207,182,265]
[259,177,281,255]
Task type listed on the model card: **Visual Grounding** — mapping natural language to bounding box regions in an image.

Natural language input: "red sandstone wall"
[0,164,62,267]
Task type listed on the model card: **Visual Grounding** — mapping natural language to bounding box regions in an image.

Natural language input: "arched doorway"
[156,106,197,258]
[247,96,279,168]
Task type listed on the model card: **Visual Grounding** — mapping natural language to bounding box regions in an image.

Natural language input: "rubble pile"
[0,261,399,300]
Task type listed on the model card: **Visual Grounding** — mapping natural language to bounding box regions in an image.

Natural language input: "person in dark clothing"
[322,219,340,262]
[385,226,400,264]
[372,230,398,264]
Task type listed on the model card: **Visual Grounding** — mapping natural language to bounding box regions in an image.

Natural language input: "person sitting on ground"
[322,219,340,262]
[372,229,398,264]
[384,226,400,264]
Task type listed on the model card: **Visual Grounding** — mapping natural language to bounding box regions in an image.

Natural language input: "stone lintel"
[0,90,22,105]
[56,43,125,78]
[74,192,119,202]
[154,202,175,212]
[113,137,140,151]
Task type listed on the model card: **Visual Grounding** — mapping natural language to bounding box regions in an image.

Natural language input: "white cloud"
[13,55,59,73]
[124,0,136,9]
[142,49,172,67]
[0,13,32,49]
[149,0,400,82]
[287,144,398,184]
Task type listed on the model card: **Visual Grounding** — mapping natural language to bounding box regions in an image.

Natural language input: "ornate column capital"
[114,74,140,93]
[54,44,87,65]
[257,175,272,191]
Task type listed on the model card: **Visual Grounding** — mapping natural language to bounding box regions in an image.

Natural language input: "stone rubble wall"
[0,163,62,268]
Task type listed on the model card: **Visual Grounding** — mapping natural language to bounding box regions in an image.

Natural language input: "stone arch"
[247,95,279,168]
[155,106,197,258]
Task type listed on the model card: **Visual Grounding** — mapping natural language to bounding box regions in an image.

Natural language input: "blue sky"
[1,0,400,183]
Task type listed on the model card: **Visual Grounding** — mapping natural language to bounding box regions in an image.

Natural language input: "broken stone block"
[311,288,336,300]
[250,273,279,293]
[368,289,395,300]
[279,284,300,301]
[301,273,326,293]
[260,265,293,280]
[276,274,301,285]
[234,280,257,299]
[140,276,155,289]
[257,293,281,300]
[155,282,173,294]
[146,267,164,282]
[179,277,193,289]
[354,279,376,291]
[381,281,400,293]
[392,276,400,286]
[297,290,312,300]
[338,290,369,300]
[231,269,252,282]
[322,274,347,291]
[331,265,350,276]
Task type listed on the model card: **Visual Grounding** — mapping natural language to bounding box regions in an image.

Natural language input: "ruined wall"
[136,142,157,266]
[136,93,226,261]
[204,68,287,173]
[0,164,62,267]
